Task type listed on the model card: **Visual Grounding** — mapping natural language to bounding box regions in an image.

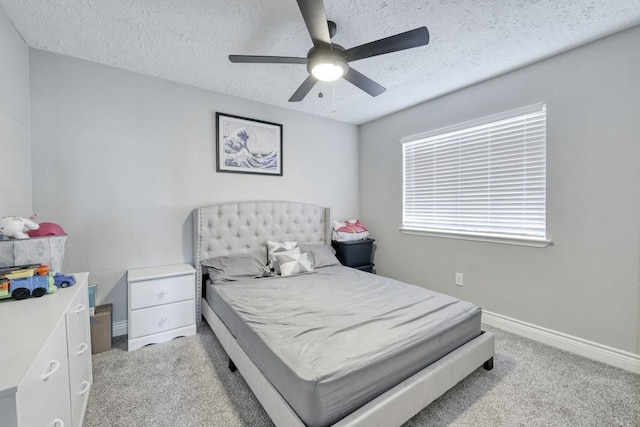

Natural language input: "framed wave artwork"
[216,112,283,176]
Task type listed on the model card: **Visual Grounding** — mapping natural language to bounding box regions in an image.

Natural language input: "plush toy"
[0,216,40,239]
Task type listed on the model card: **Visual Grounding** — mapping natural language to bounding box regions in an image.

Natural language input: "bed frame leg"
[483,357,494,371]
[228,358,237,372]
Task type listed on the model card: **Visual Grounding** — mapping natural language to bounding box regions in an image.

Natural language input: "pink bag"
[333,220,369,242]
[336,220,368,233]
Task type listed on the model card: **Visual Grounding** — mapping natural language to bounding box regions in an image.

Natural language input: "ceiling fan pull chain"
[331,84,337,115]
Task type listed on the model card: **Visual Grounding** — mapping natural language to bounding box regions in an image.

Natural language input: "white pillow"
[275,252,314,277]
[266,240,298,270]
[271,247,300,274]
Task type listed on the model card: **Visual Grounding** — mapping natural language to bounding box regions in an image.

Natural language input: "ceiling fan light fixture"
[308,51,348,82]
[311,60,346,81]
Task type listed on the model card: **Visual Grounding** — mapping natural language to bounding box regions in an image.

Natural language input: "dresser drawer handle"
[42,360,60,381]
[79,380,91,395]
[73,304,86,314]
[159,289,168,295]
[76,343,89,355]
[160,316,168,322]
[52,418,64,427]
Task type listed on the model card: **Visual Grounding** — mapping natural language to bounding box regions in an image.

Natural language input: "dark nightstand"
[331,238,375,273]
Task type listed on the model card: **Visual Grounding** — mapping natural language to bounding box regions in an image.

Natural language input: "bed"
[193,201,495,427]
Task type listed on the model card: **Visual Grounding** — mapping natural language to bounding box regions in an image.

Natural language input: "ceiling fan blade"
[345,27,429,62]
[289,75,318,102]
[229,55,307,65]
[342,68,386,97]
[296,0,331,47]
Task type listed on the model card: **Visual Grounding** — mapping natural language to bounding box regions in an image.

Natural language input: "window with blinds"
[402,103,547,244]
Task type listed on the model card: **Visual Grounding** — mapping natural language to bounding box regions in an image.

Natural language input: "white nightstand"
[127,264,196,351]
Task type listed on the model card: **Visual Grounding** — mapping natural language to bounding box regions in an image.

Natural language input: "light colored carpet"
[84,324,639,427]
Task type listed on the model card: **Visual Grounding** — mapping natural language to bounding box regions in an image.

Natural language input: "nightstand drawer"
[129,300,194,338]
[129,274,194,310]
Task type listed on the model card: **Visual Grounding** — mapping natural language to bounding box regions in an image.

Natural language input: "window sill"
[399,228,552,248]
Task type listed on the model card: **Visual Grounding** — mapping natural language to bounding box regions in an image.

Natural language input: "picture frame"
[216,112,283,176]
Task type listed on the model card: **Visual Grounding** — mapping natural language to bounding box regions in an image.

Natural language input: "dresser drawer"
[17,318,72,427]
[129,300,194,338]
[129,274,194,310]
[66,287,92,427]
[66,287,91,353]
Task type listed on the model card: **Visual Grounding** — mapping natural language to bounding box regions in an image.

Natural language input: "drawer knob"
[77,343,89,355]
[160,316,168,322]
[42,360,60,381]
[79,380,91,395]
[160,289,168,295]
[52,418,64,427]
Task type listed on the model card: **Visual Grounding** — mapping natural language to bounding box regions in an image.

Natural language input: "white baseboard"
[482,310,640,374]
[112,320,128,337]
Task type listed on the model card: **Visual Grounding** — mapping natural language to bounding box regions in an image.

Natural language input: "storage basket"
[0,235,67,272]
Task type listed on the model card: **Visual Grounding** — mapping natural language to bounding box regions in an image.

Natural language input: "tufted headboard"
[193,201,332,319]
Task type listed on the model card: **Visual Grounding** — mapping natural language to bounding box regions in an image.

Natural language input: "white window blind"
[402,104,547,243]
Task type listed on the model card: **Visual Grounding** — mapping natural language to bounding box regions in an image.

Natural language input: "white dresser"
[127,264,196,351]
[0,272,92,427]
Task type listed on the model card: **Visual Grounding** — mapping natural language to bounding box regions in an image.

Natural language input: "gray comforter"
[209,265,481,426]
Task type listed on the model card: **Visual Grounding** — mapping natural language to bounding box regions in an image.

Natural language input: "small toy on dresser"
[53,273,76,288]
[0,264,75,301]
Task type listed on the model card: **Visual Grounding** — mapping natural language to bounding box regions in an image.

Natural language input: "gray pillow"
[299,244,341,268]
[202,253,269,282]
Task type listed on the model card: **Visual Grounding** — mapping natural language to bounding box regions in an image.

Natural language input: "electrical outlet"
[455,273,464,286]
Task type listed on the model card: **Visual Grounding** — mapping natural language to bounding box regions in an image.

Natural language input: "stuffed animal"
[0,216,40,239]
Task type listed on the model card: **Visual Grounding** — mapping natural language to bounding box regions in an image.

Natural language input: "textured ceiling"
[1,0,639,124]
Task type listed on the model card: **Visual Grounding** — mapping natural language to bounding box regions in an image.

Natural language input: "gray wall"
[360,26,640,354]
[29,50,359,324]
[0,6,31,215]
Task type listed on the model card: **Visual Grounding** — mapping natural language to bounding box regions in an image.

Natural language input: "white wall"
[29,50,359,323]
[360,26,640,354]
[0,6,31,215]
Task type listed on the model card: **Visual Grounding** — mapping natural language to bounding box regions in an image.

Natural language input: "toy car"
[0,265,56,300]
[53,273,76,288]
